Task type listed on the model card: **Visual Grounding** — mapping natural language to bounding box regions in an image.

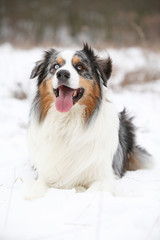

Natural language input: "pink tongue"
[55,86,75,112]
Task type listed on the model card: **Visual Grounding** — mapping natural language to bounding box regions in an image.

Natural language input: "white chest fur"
[28,97,119,191]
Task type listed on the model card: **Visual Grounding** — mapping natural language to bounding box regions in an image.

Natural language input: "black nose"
[56,70,70,81]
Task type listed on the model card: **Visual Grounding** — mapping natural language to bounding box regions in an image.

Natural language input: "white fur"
[52,50,80,90]
[26,87,119,200]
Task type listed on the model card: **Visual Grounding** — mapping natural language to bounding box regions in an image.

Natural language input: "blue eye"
[77,65,83,71]
[54,64,60,70]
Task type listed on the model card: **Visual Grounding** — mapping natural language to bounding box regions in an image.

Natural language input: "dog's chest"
[28,102,119,188]
[28,107,96,186]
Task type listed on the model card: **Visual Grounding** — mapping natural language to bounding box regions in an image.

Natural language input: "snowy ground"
[0,44,160,240]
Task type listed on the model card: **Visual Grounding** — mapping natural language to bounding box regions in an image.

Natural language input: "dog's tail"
[113,109,153,177]
[126,146,153,171]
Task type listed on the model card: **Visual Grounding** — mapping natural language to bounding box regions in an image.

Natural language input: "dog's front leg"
[86,162,116,194]
[25,177,48,200]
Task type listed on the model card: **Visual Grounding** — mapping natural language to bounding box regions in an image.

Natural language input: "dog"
[26,44,151,200]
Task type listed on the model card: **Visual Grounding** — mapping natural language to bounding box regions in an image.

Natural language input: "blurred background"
[0,0,160,98]
[0,2,160,239]
[0,0,160,48]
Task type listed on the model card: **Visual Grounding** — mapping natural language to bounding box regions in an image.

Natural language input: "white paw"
[75,186,86,193]
[87,180,116,194]
[25,179,47,200]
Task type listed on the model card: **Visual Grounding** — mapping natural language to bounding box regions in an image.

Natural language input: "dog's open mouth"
[54,85,84,113]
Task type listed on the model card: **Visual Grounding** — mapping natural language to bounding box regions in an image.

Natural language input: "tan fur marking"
[72,56,81,65]
[39,78,55,120]
[126,153,143,171]
[57,57,64,65]
[79,77,100,120]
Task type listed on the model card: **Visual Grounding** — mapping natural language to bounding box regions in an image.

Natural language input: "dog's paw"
[25,179,47,200]
[86,180,116,194]
[75,186,86,193]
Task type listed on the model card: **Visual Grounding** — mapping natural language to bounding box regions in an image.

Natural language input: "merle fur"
[30,49,58,85]
[78,43,112,87]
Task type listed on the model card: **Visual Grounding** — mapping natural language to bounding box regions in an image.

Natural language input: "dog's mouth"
[54,85,84,113]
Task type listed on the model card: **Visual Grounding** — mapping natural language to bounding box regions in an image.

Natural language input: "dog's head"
[31,44,112,120]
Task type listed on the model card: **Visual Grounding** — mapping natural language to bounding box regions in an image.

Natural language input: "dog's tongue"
[55,86,75,112]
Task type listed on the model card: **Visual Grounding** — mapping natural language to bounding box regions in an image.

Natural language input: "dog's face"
[30,44,112,120]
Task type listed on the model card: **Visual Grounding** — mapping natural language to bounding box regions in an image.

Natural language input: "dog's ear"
[82,43,112,87]
[97,57,112,87]
[82,43,97,61]
[30,60,44,79]
[30,48,58,86]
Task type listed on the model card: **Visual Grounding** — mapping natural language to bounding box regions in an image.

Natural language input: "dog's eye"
[54,64,60,70]
[77,65,83,71]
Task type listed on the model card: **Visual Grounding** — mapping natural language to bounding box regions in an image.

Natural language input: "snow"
[0,44,160,240]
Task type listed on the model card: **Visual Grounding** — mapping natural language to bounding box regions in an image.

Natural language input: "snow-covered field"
[0,44,160,240]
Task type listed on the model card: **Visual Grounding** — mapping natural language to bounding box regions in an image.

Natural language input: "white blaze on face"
[52,50,82,113]
[52,50,80,89]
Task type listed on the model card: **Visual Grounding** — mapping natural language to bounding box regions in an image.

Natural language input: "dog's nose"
[56,70,70,81]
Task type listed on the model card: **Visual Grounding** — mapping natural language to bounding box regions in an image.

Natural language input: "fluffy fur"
[26,44,151,200]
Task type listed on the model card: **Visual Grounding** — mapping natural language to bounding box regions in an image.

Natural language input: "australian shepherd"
[26,44,151,200]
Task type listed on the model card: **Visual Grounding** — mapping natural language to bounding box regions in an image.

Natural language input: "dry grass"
[120,69,160,87]
[12,83,27,100]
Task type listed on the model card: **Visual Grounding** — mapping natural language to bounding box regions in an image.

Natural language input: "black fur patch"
[113,109,136,177]
[30,90,41,122]
[97,57,112,86]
